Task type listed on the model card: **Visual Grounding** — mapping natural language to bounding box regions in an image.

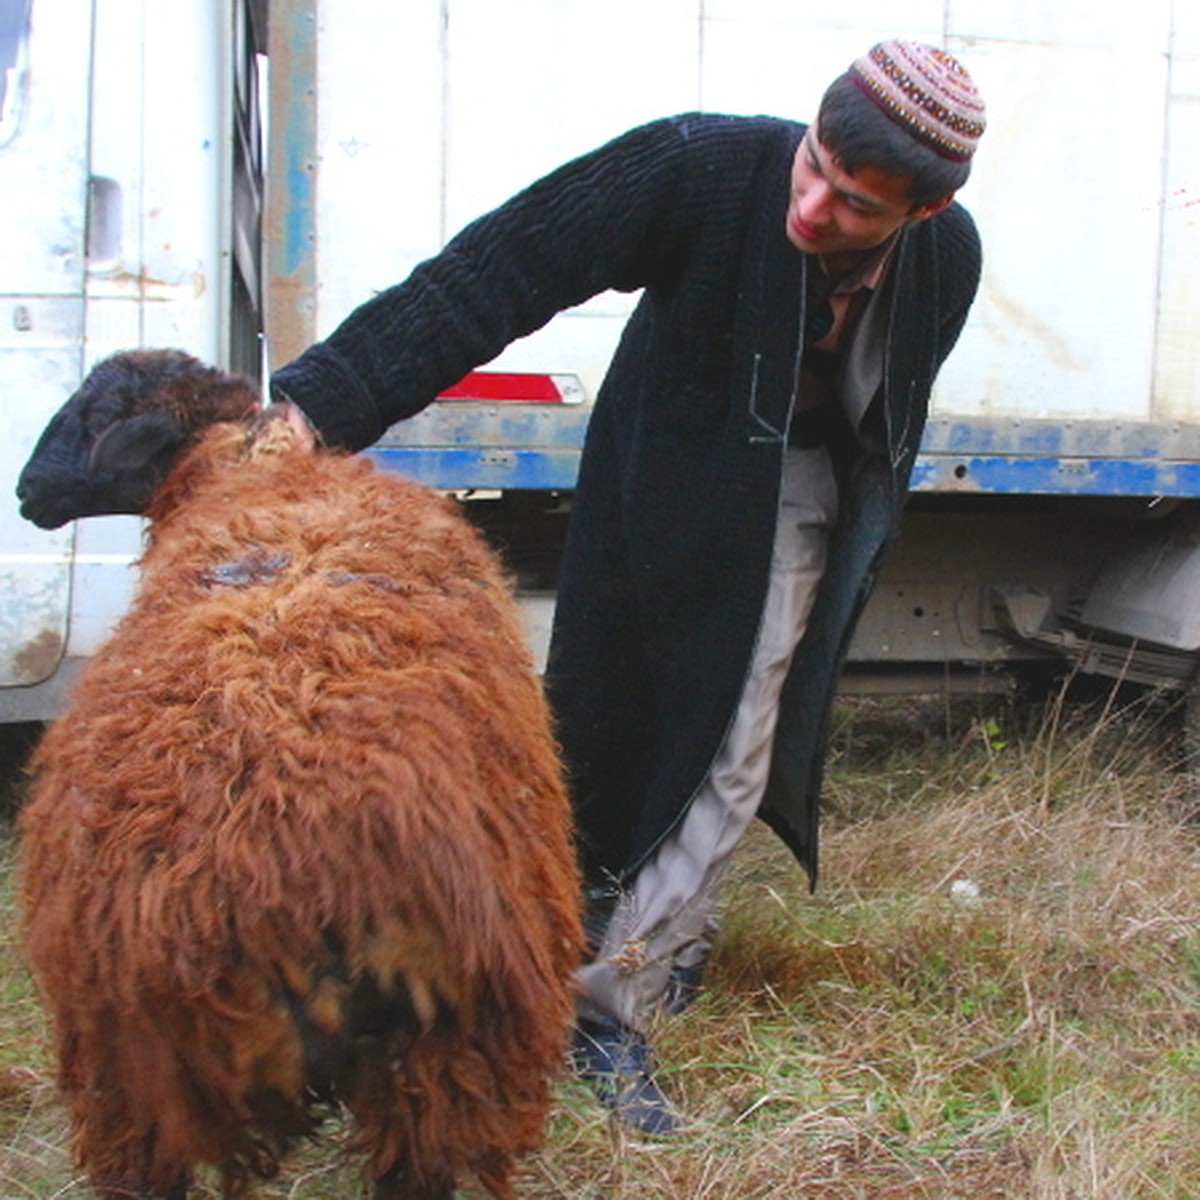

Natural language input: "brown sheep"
[14,350,584,1200]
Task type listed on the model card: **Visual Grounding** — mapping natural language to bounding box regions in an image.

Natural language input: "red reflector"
[437,371,572,403]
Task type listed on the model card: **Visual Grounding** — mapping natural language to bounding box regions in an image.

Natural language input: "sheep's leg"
[146,1187,186,1200]
[372,1164,455,1200]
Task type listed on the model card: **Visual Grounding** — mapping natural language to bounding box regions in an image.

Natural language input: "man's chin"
[786,225,829,254]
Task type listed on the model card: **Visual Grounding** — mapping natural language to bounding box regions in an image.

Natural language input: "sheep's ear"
[88,412,189,474]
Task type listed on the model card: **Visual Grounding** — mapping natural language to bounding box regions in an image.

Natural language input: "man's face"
[785,128,952,255]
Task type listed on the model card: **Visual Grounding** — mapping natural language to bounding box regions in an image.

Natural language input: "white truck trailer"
[2,0,1199,719]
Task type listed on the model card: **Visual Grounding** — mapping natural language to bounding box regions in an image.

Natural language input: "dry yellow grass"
[2,692,1198,1198]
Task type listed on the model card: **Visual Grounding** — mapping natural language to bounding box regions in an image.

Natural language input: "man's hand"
[269,398,319,451]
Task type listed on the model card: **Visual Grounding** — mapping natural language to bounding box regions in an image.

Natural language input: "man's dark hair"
[816,72,971,208]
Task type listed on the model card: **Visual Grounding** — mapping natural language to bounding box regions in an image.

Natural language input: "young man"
[273,40,986,1135]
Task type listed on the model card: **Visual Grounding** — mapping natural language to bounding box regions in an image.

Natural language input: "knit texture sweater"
[273,113,982,888]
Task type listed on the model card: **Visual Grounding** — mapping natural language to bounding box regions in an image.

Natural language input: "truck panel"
[0,0,265,720]
[278,0,1198,429]
[0,0,92,689]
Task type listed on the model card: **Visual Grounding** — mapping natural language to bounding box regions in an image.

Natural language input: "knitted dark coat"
[273,112,982,891]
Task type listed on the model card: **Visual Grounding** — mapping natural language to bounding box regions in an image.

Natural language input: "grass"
[1,690,1198,1197]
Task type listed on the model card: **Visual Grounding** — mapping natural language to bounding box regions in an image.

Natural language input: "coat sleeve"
[271,116,711,451]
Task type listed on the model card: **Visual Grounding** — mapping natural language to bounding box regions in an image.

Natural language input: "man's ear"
[910,192,956,222]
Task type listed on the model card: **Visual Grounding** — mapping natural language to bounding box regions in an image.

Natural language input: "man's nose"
[798,180,833,225]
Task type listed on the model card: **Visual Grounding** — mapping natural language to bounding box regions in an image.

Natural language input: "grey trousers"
[578,445,840,1033]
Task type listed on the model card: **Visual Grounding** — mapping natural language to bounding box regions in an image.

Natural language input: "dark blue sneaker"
[569,1019,682,1136]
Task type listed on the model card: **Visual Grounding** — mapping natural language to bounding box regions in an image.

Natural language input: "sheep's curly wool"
[20,418,582,1199]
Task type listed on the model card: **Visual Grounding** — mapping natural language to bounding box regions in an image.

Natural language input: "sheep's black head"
[16,349,259,530]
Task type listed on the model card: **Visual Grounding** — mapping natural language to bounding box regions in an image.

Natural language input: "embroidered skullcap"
[849,40,986,161]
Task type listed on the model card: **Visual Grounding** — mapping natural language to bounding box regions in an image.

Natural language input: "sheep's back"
[19,438,582,1193]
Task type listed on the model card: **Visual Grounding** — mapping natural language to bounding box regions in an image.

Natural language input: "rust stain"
[13,628,65,683]
[94,269,208,300]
